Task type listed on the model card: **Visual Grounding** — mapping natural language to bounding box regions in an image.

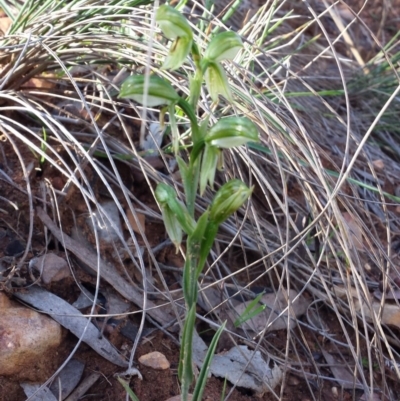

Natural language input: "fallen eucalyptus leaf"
[64,372,101,401]
[37,207,176,330]
[14,286,128,367]
[21,383,58,401]
[192,330,282,396]
[29,253,70,284]
[49,359,85,400]
[228,289,310,332]
[142,122,164,153]
[373,289,400,301]
[87,201,123,244]
[321,350,362,389]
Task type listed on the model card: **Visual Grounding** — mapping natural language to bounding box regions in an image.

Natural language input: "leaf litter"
[2,0,400,400]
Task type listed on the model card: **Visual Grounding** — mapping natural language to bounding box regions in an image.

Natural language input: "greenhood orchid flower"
[119,75,179,107]
[156,5,194,70]
[202,31,243,102]
[199,144,220,195]
[209,179,253,225]
[204,31,243,63]
[155,183,196,237]
[199,117,258,195]
[205,116,259,148]
[204,62,232,102]
[160,205,183,252]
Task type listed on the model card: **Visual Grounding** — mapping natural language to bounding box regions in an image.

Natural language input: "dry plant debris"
[1,0,400,400]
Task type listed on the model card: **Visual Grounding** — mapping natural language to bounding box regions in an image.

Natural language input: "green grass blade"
[234,292,266,327]
[183,213,208,308]
[0,0,18,21]
[192,321,226,401]
[117,377,140,401]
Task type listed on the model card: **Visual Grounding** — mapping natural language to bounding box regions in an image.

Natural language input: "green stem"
[190,139,205,165]
[177,98,200,144]
[189,43,203,108]
[175,98,203,216]
[189,69,203,110]
[196,221,218,277]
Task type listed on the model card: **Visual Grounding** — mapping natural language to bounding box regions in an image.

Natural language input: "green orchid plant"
[119,5,259,401]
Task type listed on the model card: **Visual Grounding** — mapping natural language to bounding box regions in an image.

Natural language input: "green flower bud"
[156,5,193,40]
[156,5,193,71]
[199,145,219,196]
[119,75,179,107]
[204,62,232,102]
[205,116,259,148]
[155,182,176,205]
[204,31,243,63]
[209,179,253,225]
[160,206,182,253]
[162,36,193,71]
[155,183,196,235]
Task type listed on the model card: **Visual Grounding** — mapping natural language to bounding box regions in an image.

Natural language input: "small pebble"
[30,253,70,284]
[372,159,384,169]
[288,375,300,386]
[139,351,170,370]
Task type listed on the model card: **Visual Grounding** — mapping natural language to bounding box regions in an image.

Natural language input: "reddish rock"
[0,293,63,380]
[138,351,170,370]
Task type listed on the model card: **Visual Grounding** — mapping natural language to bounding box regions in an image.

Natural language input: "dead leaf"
[228,289,310,332]
[37,207,176,330]
[21,384,58,401]
[321,350,362,389]
[14,286,129,368]
[87,201,123,244]
[49,359,85,400]
[192,330,282,396]
[373,289,400,301]
[342,212,364,251]
[126,208,146,234]
[143,122,164,153]
[29,253,71,284]
[360,299,400,328]
[64,372,101,401]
